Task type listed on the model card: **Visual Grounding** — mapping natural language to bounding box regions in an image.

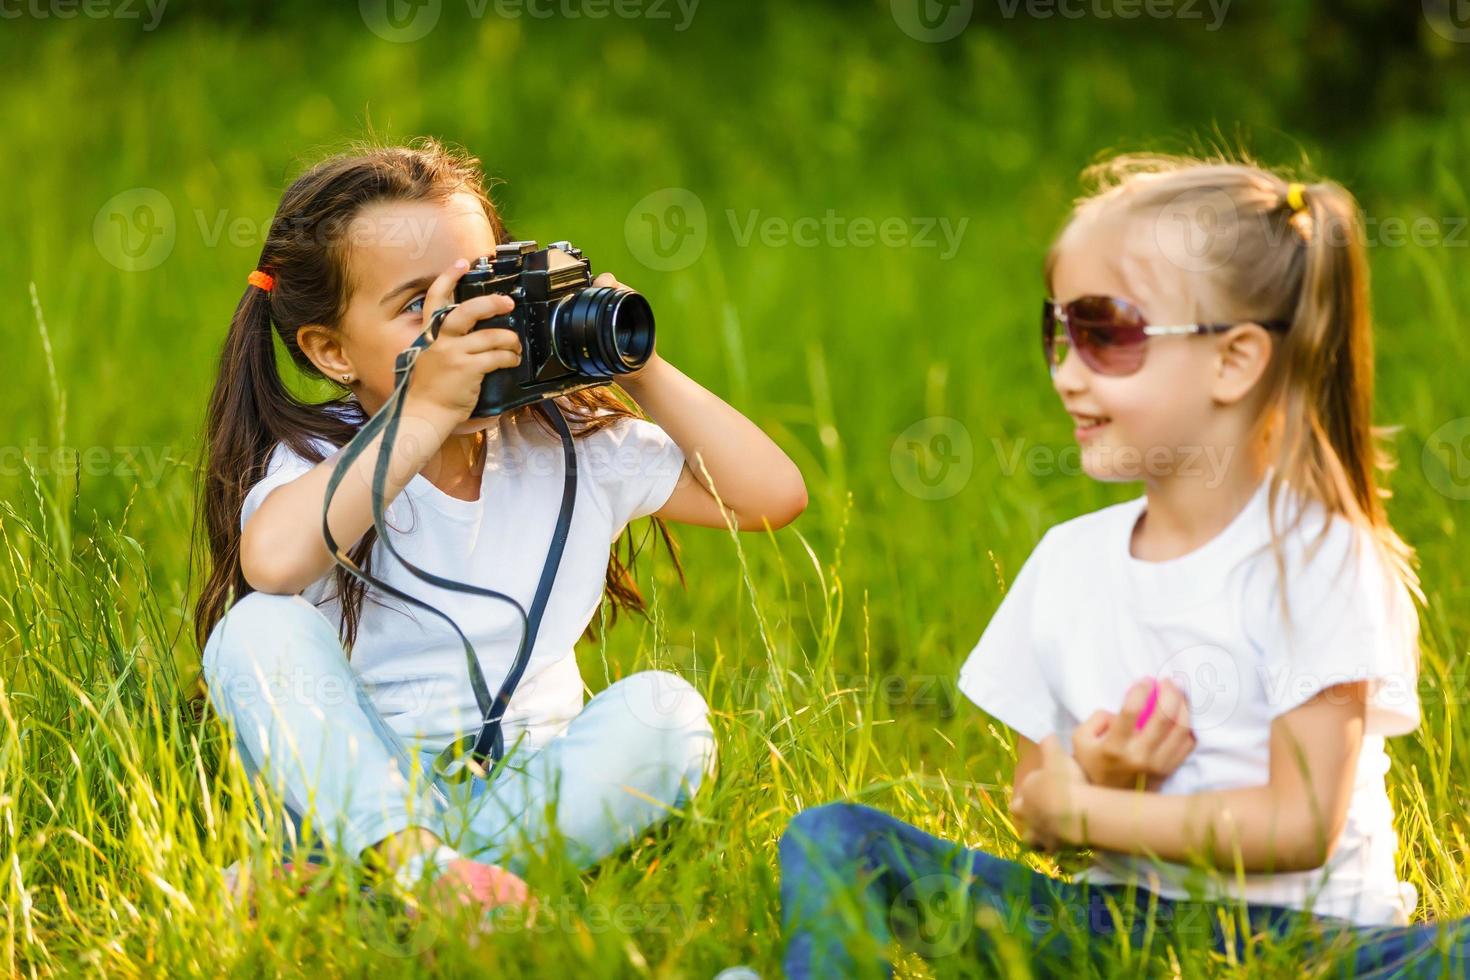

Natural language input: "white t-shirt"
[958,472,1422,926]
[239,401,685,758]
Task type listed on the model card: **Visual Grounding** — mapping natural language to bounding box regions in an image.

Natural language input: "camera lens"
[552,286,655,376]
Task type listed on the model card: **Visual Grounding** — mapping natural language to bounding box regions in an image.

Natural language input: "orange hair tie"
[247,269,276,292]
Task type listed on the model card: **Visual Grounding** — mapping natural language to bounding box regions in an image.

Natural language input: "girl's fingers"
[1150,724,1196,774]
[1083,708,1111,734]
[1137,680,1183,744]
[1162,677,1192,729]
[1110,678,1153,747]
[469,348,523,375]
[423,259,472,336]
[461,326,523,354]
[438,294,515,339]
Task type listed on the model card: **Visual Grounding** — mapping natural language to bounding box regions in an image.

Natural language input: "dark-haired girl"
[195,138,806,918]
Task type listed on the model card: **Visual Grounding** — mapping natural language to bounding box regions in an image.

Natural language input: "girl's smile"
[1070,412,1112,442]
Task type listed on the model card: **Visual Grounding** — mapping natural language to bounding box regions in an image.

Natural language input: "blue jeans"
[780,803,1470,979]
[202,592,717,875]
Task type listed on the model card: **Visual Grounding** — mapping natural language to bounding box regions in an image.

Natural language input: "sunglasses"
[1042,296,1291,378]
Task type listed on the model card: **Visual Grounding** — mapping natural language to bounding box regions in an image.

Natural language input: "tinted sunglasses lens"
[1041,300,1059,372]
[1068,297,1148,375]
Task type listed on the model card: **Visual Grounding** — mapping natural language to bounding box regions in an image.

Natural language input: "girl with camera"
[195,138,806,923]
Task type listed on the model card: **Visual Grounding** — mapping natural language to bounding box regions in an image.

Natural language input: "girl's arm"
[1013,682,1367,874]
[240,395,463,595]
[242,272,521,595]
[619,353,806,529]
[614,347,807,530]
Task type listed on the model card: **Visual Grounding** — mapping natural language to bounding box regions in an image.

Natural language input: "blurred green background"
[2,0,1468,975]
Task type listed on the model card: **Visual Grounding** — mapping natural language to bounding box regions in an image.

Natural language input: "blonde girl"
[779,154,1467,978]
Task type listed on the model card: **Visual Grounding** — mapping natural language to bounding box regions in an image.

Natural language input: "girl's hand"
[404,259,525,425]
[1011,735,1089,851]
[1071,677,1196,791]
[590,272,660,382]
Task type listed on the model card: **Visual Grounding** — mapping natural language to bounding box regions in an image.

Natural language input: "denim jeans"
[202,592,717,875]
[779,803,1470,979]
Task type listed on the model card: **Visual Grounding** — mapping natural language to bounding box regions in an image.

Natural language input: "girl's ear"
[1210,323,1275,406]
[296,323,353,380]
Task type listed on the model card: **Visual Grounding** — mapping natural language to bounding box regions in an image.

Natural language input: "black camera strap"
[321,306,577,785]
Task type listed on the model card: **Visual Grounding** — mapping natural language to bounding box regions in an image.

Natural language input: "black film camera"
[454,240,655,417]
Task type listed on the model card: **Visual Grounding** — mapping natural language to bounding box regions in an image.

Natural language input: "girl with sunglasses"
[779,154,1469,977]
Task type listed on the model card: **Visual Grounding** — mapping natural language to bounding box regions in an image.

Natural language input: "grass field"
[2,2,1468,975]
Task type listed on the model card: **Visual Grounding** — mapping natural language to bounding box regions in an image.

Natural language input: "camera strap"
[321,306,577,786]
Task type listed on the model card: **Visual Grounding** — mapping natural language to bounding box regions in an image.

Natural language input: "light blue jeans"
[202,592,717,875]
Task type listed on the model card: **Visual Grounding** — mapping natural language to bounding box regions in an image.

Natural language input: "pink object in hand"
[1135,677,1160,731]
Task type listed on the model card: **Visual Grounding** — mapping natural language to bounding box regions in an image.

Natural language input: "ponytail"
[1268,179,1421,605]
[191,280,356,651]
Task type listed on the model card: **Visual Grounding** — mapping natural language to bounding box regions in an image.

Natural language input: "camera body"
[454,240,655,417]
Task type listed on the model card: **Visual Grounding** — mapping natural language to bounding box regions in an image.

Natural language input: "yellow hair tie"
[1285,182,1308,214]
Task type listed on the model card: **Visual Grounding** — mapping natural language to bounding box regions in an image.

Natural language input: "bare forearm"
[618,355,805,525]
[240,394,457,593]
[1065,783,1331,874]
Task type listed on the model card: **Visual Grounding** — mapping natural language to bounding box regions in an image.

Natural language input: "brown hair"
[1045,151,1421,610]
[192,137,682,653]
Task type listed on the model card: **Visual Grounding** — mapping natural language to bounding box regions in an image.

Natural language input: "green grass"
[2,3,1468,976]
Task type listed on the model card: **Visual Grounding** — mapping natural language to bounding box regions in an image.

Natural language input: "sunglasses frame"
[1042,296,1291,378]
